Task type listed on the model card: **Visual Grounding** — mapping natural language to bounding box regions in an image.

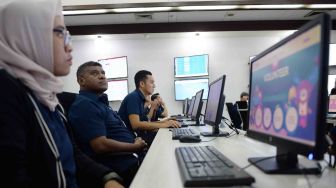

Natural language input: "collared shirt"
[68,90,135,157]
[118,89,149,130]
[37,103,78,188]
[152,105,165,121]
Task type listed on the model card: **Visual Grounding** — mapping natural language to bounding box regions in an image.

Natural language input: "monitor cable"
[221,116,240,135]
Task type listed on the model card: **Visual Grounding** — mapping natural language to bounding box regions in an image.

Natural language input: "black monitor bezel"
[182,98,189,115]
[187,96,196,116]
[174,78,209,101]
[191,89,204,120]
[204,75,226,126]
[247,14,330,160]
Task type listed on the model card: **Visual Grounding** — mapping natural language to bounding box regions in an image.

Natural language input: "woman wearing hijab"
[0,1,123,188]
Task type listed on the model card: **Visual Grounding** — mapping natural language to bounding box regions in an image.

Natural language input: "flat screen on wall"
[105,79,128,101]
[98,56,128,79]
[174,54,209,77]
[174,78,208,101]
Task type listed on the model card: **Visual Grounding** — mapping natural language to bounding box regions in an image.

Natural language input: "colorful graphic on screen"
[329,95,336,113]
[249,25,321,146]
[175,54,208,77]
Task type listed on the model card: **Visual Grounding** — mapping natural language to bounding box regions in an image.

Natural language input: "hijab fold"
[0,0,64,111]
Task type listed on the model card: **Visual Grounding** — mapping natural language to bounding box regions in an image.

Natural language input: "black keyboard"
[172,128,199,140]
[175,146,255,187]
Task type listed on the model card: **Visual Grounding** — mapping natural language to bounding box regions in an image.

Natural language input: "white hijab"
[0,0,64,111]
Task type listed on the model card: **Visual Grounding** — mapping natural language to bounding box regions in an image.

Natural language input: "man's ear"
[78,76,85,86]
[139,80,145,88]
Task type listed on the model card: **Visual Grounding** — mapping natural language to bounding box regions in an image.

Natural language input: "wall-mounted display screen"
[98,56,128,79]
[174,78,208,100]
[105,79,128,101]
[174,54,208,77]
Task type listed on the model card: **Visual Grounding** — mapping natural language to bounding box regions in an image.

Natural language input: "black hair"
[151,93,160,101]
[134,70,152,89]
[240,92,249,98]
[76,61,102,78]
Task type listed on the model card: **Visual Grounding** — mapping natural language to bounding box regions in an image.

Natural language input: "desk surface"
[130,126,335,188]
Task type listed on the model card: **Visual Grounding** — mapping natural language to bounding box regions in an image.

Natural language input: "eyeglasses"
[53,28,72,47]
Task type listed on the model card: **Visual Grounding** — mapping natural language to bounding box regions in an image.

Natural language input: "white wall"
[61,30,336,116]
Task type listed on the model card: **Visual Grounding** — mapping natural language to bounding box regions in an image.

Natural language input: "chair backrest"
[57,92,78,116]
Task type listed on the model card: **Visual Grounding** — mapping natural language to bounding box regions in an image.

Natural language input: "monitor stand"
[248,149,321,174]
[201,124,229,137]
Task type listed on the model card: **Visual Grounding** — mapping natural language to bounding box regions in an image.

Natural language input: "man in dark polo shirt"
[68,61,147,186]
[118,70,180,145]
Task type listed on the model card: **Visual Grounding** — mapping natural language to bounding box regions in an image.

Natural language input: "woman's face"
[53,16,73,76]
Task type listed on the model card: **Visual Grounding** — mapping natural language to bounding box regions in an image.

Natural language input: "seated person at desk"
[236,92,249,130]
[150,93,169,121]
[68,61,147,186]
[118,70,180,145]
[0,1,123,187]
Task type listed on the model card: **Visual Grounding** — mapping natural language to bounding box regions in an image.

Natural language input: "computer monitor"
[226,102,243,129]
[201,75,229,137]
[174,54,209,78]
[247,14,330,174]
[191,89,204,125]
[187,96,196,117]
[98,56,128,79]
[182,98,189,116]
[328,95,336,113]
[174,78,209,100]
[236,101,249,130]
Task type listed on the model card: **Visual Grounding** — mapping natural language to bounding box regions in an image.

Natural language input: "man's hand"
[104,180,124,188]
[163,120,181,128]
[134,137,147,150]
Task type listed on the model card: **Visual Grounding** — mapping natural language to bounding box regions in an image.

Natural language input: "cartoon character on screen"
[297,80,313,128]
[251,86,263,127]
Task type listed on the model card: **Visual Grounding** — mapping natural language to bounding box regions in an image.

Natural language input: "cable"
[241,154,287,170]
[201,130,235,142]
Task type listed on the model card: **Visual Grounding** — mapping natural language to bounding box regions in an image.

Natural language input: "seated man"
[68,61,147,186]
[118,70,180,145]
[150,93,169,121]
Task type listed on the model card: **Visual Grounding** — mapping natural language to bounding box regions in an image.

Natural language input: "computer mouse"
[179,135,201,143]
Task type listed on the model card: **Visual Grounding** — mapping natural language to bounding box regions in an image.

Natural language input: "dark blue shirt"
[118,89,148,130]
[68,91,135,157]
[37,103,78,188]
[152,105,165,121]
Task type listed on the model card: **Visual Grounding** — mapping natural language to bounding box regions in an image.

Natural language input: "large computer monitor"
[247,14,330,174]
[98,56,128,79]
[174,78,208,101]
[187,96,196,117]
[201,75,229,137]
[191,89,204,125]
[182,98,189,115]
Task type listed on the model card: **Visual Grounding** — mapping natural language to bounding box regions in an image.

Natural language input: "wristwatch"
[102,172,123,184]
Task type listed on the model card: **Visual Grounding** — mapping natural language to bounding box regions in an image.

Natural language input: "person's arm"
[160,102,169,118]
[90,136,146,154]
[65,122,124,188]
[147,100,159,121]
[129,114,180,131]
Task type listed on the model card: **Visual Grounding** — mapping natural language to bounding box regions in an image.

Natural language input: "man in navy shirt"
[118,70,180,144]
[68,61,147,186]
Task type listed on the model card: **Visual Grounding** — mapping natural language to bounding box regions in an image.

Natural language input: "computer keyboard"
[172,128,199,140]
[175,146,255,187]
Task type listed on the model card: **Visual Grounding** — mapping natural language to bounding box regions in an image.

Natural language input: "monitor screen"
[187,96,196,116]
[182,98,189,115]
[201,75,227,137]
[191,89,204,119]
[204,77,224,124]
[329,95,336,113]
[105,79,128,101]
[247,14,329,173]
[98,56,128,79]
[174,54,209,77]
[174,78,208,100]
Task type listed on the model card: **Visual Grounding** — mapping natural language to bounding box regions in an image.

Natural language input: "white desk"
[130,126,335,188]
